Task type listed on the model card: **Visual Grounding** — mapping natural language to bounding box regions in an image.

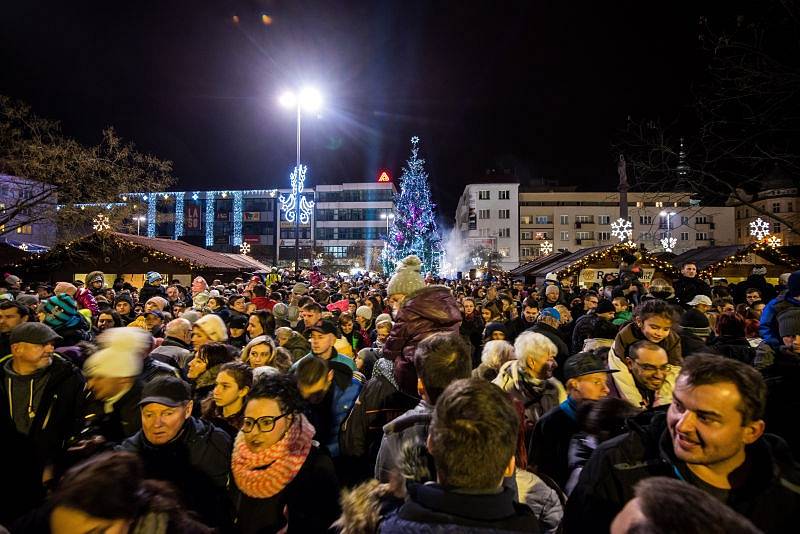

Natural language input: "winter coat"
[149,336,193,370]
[734,275,776,305]
[80,379,143,443]
[507,315,536,344]
[564,412,800,534]
[118,417,233,528]
[515,469,564,534]
[138,282,167,304]
[679,332,711,358]
[374,401,433,483]
[53,321,92,348]
[383,286,461,396]
[759,294,800,349]
[73,287,99,315]
[607,323,681,409]
[673,275,711,308]
[339,359,418,473]
[760,346,800,459]
[0,355,85,523]
[531,397,580,489]
[232,443,340,534]
[493,360,566,445]
[571,311,603,354]
[709,335,756,364]
[460,311,485,352]
[380,483,542,534]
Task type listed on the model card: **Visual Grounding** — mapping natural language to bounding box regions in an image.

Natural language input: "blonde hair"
[480,340,515,369]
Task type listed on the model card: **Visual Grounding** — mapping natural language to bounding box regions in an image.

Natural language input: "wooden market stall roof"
[220,253,272,272]
[15,232,264,273]
[529,243,679,279]
[508,250,571,277]
[670,243,799,277]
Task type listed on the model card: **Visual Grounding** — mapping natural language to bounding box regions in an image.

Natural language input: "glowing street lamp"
[278,86,323,273]
[380,211,395,235]
[134,215,146,236]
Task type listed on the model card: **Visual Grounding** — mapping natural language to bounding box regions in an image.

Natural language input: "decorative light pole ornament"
[93,213,111,232]
[610,217,633,242]
[660,236,677,252]
[239,242,251,255]
[17,243,29,251]
[749,218,770,240]
[766,235,782,248]
[540,240,553,255]
[279,165,315,225]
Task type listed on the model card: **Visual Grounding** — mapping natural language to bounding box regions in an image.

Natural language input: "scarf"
[231,413,315,498]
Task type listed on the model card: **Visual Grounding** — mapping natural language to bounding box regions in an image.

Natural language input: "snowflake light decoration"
[92,214,111,232]
[766,235,782,248]
[610,218,633,241]
[660,236,677,252]
[540,241,553,255]
[749,218,770,240]
[279,165,315,224]
[239,242,251,255]
[17,243,28,251]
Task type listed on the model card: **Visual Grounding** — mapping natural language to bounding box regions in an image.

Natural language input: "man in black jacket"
[673,262,712,309]
[565,353,800,534]
[0,322,85,524]
[119,376,233,529]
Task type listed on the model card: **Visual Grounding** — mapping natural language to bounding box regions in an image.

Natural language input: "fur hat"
[387,255,425,296]
[193,313,228,342]
[85,271,105,286]
[680,309,711,337]
[83,327,149,378]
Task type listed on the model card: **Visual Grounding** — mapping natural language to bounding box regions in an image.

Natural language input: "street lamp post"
[279,88,322,275]
[380,211,395,235]
[135,216,146,236]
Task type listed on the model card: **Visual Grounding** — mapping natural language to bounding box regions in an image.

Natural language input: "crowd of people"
[0,254,799,533]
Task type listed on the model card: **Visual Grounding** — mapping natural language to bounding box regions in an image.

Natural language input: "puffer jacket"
[282,331,311,362]
[759,294,800,349]
[383,286,461,396]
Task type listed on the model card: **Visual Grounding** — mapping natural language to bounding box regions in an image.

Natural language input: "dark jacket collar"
[406,482,520,522]
[161,336,192,350]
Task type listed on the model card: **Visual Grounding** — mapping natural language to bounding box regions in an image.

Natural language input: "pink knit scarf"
[231,414,315,498]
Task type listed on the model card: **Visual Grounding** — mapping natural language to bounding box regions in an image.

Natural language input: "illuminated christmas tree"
[381,136,442,275]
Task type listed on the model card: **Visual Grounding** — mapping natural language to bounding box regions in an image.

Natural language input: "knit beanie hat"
[387,255,425,296]
[42,294,82,329]
[53,282,78,297]
[375,313,393,327]
[272,302,288,320]
[146,271,163,284]
[778,309,800,337]
[194,313,228,342]
[483,321,508,340]
[596,299,615,314]
[181,310,202,326]
[356,305,372,322]
[680,309,711,337]
[788,270,800,297]
[83,327,149,378]
[192,276,208,295]
[146,296,168,311]
[114,294,134,308]
[292,282,308,295]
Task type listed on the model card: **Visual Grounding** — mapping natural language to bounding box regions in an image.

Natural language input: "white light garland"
[749,218,770,240]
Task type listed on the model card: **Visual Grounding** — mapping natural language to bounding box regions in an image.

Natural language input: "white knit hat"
[356,305,372,321]
[83,327,150,378]
[194,313,228,342]
[387,255,425,296]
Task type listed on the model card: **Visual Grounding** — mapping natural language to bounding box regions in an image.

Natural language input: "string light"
[279,165,315,224]
[205,191,215,247]
[147,194,156,237]
[174,192,185,239]
[232,191,243,246]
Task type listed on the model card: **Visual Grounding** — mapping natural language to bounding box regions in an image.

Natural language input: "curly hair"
[248,372,306,414]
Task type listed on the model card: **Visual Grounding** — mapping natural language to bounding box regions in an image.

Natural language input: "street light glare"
[299,87,322,111]
[278,91,297,109]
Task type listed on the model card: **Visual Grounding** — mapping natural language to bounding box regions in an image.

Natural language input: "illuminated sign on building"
[377,170,391,183]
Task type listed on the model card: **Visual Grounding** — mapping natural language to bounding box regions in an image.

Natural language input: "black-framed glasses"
[634,362,672,374]
[241,413,292,433]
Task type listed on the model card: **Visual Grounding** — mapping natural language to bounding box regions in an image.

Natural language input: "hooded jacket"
[564,412,800,534]
[759,293,800,349]
[383,286,462,396]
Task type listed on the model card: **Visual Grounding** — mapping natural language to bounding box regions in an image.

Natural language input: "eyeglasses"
[634,362,672,374]
[241,413,292,433]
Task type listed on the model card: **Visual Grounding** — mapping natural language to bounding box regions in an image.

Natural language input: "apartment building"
[454,180,521,270]
[727,173,799,246]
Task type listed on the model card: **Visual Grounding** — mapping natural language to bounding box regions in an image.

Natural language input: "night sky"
[1,1,703,219]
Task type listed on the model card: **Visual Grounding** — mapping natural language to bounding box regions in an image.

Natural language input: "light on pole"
[134,216,146,236]
[659,211,676,252]
[279,87,322,274]
[380,211,395,234]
